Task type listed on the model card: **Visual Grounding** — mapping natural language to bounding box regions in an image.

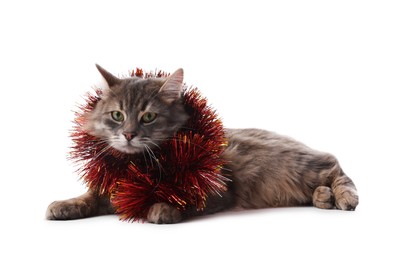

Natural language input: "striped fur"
[46,67,359,223]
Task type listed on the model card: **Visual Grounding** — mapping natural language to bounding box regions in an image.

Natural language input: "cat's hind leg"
[312,186,334,209]
[309,154,358,211]
[332,172,359,210]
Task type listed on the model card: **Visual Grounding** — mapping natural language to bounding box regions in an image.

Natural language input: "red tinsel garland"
[70,69,229,221]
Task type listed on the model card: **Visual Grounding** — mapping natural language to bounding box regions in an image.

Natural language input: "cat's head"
[83,65,189,154]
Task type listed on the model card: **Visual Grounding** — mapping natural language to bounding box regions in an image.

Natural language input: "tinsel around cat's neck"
[70,68,230,221]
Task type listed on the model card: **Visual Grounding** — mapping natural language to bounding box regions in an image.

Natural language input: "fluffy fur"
[46,66,359,224]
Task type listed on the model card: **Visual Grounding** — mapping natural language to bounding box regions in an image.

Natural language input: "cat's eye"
[111,111,124,122]
[141,112,157,124]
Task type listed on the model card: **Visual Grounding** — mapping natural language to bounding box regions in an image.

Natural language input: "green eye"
[141,112,157,124]
[111,111,124,122]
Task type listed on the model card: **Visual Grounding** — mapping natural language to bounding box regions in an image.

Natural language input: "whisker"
[144,139,161,150]
[141,148,149,173]
[92,143,112,161]
[143,144,155,168]
[139,142,165,188]
[152,137,213,153]
[143,144,164,190]
[146,145,159,162]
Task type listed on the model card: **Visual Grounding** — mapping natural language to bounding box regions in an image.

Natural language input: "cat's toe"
[147,202,182,224]
[335,190,359,211]
[313,186,335,209]
[46,199,90,220]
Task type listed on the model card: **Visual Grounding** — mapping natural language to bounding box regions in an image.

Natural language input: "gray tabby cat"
[46,65,359,224]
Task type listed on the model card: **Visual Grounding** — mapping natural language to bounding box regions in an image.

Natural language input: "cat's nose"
[123,132,136,141]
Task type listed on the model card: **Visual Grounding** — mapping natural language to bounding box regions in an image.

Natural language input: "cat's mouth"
[110,140,144,155]
[110,136,159,155]
[115,145,141,154]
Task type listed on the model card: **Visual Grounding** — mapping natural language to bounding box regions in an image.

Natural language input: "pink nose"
[123,132,136,141]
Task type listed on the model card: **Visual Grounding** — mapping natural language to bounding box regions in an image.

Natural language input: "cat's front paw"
[46,199,92,220]
[147,203,182,224]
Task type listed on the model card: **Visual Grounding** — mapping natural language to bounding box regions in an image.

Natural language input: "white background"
[1,0,402,259]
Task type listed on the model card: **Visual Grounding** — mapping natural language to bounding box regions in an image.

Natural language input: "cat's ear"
[95,64,121,88]
[159,68,184,104]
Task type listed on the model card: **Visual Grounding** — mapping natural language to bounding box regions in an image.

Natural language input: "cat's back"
[223,128,314,177]
[224,128,311,155]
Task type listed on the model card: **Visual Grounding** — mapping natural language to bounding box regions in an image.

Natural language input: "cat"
[46,65,359,224]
